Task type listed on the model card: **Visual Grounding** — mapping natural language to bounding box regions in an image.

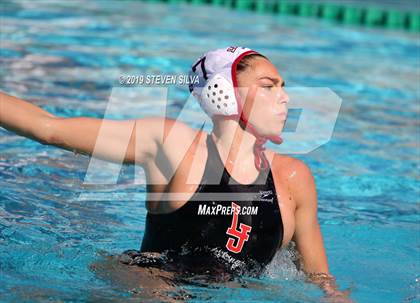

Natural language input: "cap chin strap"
[228,49,283,171]
[236,114,283,171]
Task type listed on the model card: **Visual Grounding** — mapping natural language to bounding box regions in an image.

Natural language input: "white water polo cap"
[189,46,283,171]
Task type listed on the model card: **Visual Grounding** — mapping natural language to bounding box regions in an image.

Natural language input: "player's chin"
[263,122,285,137]
[273,117,286,131]
[276,116,287,130]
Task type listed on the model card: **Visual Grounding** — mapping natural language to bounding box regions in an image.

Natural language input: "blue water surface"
[0,1,419,302]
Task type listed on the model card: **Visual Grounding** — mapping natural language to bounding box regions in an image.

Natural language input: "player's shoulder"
[267,149,317,208]
[266,149,314,182]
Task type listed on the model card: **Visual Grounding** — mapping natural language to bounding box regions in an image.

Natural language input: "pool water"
[0,1,419,302]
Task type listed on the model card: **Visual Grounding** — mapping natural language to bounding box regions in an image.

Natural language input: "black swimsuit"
[123,134,284,278]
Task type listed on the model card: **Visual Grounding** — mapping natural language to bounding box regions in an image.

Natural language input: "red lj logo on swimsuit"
[225,202,252,253]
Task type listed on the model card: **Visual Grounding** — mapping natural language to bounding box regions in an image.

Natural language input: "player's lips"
[276,111,288,119]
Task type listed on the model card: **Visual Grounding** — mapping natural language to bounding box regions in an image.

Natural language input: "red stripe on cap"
[231,50,258,118]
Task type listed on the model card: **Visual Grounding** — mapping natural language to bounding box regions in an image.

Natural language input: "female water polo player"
[0,46,352,302]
